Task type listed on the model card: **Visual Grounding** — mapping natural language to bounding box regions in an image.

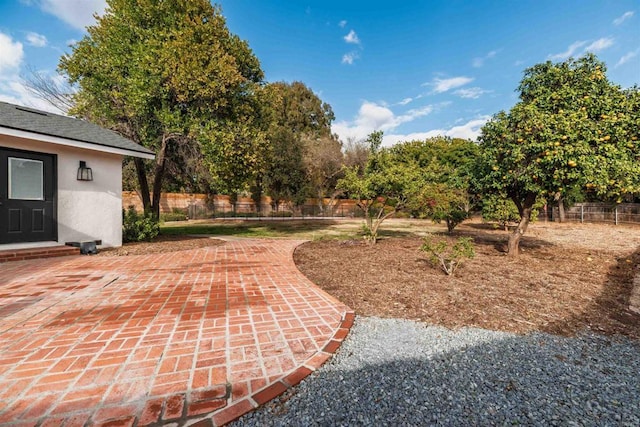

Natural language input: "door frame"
[0,146,58,244]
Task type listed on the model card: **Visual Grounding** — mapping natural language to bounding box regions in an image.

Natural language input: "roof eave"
[0,126,155,160]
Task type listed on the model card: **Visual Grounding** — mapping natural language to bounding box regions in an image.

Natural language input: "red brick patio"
[0,239,353,426]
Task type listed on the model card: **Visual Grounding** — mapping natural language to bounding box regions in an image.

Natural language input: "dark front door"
[0,148,56,244]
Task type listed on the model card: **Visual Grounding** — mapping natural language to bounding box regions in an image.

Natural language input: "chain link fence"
[544,203,640,225]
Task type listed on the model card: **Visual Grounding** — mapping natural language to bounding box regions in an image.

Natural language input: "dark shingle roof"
[0,101,154,157]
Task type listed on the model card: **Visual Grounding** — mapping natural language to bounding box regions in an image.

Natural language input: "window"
[8,157,44,200]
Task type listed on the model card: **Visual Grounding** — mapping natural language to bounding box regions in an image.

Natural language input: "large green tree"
[60,0,264,217]
[476,54,640,255]
[262,126,307,209]
[302,134,344,213]
[259,81,338,210]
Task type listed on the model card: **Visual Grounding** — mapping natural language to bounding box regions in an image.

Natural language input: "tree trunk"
[446,219,453,233]
[252,175,263,215]
[150,135,169,220]
[316,190,324,215]
[507,214,530,256]
[367,205,400,245]
[229,193,238,214]
[557,196,566,223]
[507,194,537,256]
[134,157,151,213]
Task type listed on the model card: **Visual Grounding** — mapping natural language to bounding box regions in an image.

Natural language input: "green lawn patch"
[160,218,434,241]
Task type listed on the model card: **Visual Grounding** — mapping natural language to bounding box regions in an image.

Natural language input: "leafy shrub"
[122,206,160,242]
[409,184,470,233]
[482,195,544,230]
[481,195,520,230]
[421,234,475,275]
[393,210,412,219]
[160,212,188,222]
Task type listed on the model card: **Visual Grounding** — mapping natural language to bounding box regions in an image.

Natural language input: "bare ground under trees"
[294,222,640,339]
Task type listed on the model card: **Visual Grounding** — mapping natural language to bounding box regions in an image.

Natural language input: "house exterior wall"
[0,135,123,247]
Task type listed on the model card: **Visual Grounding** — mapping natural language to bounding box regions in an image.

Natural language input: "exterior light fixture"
[77,160,93,181]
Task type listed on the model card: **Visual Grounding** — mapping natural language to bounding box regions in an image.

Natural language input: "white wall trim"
[0,126,155,159]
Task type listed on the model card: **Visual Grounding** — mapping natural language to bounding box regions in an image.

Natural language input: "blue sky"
[0,1,638,146]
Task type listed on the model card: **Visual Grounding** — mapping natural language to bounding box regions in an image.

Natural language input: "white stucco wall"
[1,135,123,247]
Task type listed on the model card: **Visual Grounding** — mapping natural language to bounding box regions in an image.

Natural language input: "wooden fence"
[122,192,364,218]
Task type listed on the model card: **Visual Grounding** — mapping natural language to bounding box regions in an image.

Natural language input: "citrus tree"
[476,54,640,255]
[338,131,420,244]
[391,137,478,233]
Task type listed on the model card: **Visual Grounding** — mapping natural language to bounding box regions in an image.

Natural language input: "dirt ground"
[295,221,640,339]
[98,220,640,339]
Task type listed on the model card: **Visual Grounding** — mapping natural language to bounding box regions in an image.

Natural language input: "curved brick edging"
[205,311,355,427]
[109,312,355,427]
[0,239,353,427]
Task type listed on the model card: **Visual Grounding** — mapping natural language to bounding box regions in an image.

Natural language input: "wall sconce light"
[77,161,93,181]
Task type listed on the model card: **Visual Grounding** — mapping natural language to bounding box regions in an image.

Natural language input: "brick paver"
[0,239,353,426]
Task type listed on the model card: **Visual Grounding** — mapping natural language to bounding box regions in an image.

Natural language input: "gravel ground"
[234,317,640,426]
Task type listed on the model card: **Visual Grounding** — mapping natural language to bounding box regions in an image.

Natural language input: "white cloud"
[0,33,24,72]
[549,38,614,61]
[332,101,436,143]
[342,51,359,65]
[25,32,47,47]
[396,105,434,125]
[354,102,396,129]
[0,31,66,113]
[383,117,490,146]
[0,74,64,114]
[339,20,347,28]
[35,0,106,30]
[472,50,498,68]
[454,87,490,99]
[344,29,360,45]
[584,37,614,53]
[427,76,474,94]
[548,40,587,60]
[615,49,639,68]
[613,11,634,25]
[397,97,413,106]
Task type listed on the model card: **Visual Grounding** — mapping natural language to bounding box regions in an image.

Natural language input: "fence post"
[580,205,584,223]
[615,205,618,225]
